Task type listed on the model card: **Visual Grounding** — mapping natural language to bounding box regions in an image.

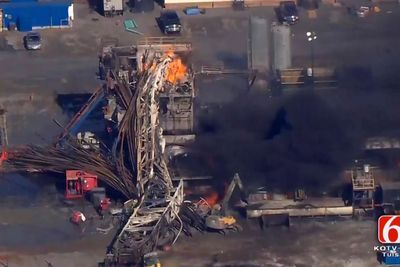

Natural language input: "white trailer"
[102,0,124,17]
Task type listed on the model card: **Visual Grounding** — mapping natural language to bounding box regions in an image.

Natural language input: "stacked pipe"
[3,62,144,199]
[6,140,136,198]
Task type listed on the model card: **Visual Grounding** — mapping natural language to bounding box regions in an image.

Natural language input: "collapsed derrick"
[3,38,203,265]
[106,53,200,264]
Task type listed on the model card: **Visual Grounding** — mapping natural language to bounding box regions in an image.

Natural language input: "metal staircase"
[351,164,375,210]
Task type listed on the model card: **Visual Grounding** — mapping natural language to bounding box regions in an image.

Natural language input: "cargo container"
[0,0,73,31]
[101,0,124,17]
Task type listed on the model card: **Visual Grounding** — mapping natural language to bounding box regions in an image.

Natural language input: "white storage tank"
[272,23,291,70]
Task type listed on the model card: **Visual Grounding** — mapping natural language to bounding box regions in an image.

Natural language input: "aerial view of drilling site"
[1,0,400,266]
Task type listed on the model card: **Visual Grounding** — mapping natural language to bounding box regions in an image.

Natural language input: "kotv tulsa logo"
[376,215,400,264]
[378,215,400,244]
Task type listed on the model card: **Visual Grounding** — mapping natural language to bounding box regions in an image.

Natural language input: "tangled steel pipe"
[2,52,178,200]
[2,60,149,199]
[5,140,136,199]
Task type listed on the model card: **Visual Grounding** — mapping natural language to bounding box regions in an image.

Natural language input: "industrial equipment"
[202,173,246,233]
[221,173,247,215]
[234,176,353,222]
[90,187,111,214]
[65,170,98,199]
[272,24,291,71]
[143,252,161,267]
[56,86,105,146]
[101,0,124,17]
[77,131,100,150]
[294,188,307,201]
[102,40,199,266]
[99,38,196,146]
[274,67,337,93]
[365,137,400,150]
[137,37,195,145]
[66,171,110,216]
[206,174,337,229]
[375,182,400,215]
[248,17,269,91]
[98,37,119,80]
[198,17,271,92]
[246,198,353,219]
[205,215,242,234]
[351,162,375,211]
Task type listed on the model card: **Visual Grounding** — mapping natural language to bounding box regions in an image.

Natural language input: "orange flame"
[204,191,219,206]
[165,52,187,85]
[166,50,175,58]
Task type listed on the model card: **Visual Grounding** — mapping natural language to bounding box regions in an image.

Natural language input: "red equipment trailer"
[65,170,98,199]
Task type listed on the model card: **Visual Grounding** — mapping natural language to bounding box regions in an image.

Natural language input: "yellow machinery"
[205,215,242,234]
[143,252,161,267]
[204,173,246,233]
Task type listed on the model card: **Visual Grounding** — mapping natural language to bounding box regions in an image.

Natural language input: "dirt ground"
[0,213,380,267]
[161,218,378,267]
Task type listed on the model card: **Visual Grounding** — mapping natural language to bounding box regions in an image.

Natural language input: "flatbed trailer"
[246,197,353,218]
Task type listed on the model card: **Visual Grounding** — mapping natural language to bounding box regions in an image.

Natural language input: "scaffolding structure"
[351,164,375,210]
[104,42,197,265]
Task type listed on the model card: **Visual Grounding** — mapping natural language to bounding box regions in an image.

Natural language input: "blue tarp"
[184,7,203,15]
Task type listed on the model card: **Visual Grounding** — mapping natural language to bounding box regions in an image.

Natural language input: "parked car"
[23,32,41,50]
[158,10,182,34]
[278,1,299,25]
[356,6,370,18]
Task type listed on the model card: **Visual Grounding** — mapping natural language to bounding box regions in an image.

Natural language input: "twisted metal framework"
[136,57,173,192]
[4,44,203,265]
[105,54,189,264]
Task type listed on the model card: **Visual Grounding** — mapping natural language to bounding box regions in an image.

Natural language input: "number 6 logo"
[379,215,400,244]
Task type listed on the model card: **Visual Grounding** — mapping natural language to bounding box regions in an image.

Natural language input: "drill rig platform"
[101,38,200,266]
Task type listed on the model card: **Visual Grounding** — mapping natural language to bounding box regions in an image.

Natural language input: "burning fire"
[165,52,187,85]
[204,191,219,206]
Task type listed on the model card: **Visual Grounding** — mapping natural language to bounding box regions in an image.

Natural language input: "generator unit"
[101,0,124,17]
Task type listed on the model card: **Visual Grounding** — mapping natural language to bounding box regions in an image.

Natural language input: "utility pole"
[306,31,317,88]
